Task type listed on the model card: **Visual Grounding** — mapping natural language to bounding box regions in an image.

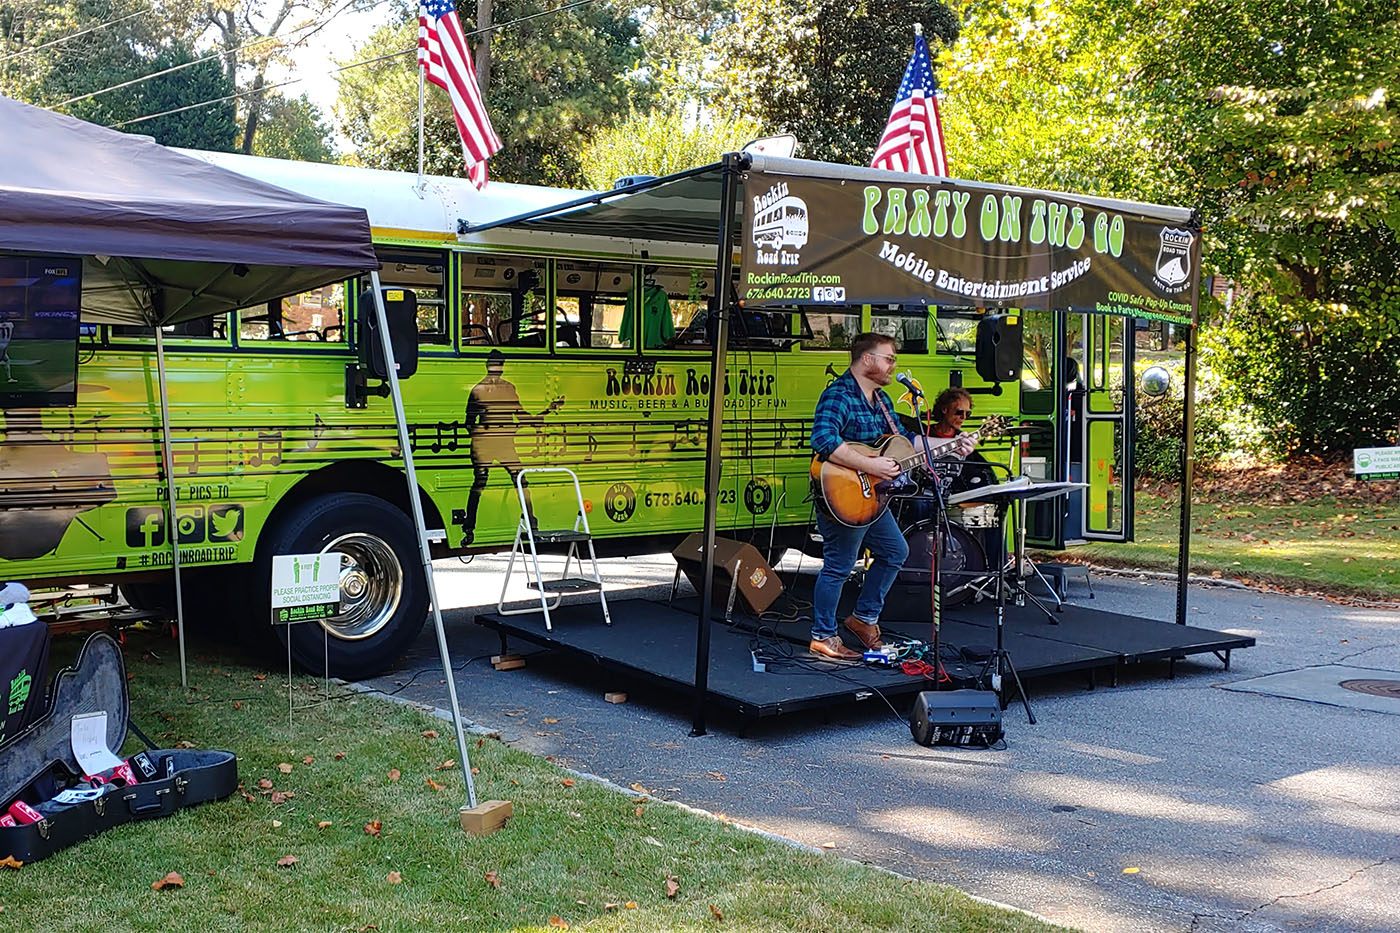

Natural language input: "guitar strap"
[873,392,902,436]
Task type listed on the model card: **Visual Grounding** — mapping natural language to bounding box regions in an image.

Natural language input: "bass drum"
[897,520,987,607]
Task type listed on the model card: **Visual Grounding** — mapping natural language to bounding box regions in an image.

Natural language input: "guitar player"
[808,333,975,660]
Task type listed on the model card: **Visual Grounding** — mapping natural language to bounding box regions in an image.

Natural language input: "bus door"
[1078,311,1134,541]
[1021,308,1066,548]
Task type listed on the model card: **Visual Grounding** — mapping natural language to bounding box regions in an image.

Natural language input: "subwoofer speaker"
[909,689,1004,747]
[975,313,1022,384]
[672,533,783,615]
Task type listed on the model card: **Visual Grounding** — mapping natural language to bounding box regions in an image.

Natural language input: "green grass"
[1,631,1069,933]
[1041,490,1400,600]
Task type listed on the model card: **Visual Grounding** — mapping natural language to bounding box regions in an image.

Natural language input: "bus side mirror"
[975,313,1022,384]
[347,287,420,408]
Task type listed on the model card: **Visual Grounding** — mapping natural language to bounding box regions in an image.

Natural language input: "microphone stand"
[909,389,951,687]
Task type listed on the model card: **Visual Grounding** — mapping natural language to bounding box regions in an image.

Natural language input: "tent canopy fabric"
[0,95,376,325]
[461,154,1196,245]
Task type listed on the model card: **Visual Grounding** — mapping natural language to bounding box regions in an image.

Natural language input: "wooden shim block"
[491,653,522,665]
[459,799,513,836]
[492,657,526,671]
[604,692,627,704]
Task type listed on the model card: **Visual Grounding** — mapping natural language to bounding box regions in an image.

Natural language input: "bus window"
[556,260,633,349]
[112,313,229,341]
[649,264,714,350]
[458,254,548,348]
[378,252,449,346]
[799,308,859,350]
[282,284,347,343]
[871,306,929,354]
[933,310,979,355]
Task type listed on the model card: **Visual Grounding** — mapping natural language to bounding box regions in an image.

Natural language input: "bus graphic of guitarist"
[461,349,564,544]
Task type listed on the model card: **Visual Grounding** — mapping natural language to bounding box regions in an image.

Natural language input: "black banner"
[738,169,1199,324]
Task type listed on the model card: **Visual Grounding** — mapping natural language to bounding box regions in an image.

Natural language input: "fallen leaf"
[665,876,680,898]
[1122,867,1140,874]
[543,718,560,724]
[707,771,727,781]
[819,842,836,849]
[435,759,456,771]
[270,791,291,804]
[548,917,568,930]
[386,871,402,884]
[426,777,445,791]
[470,767,479,775]
[152,871,184,890]
[302,756,315,765]
[710,904,724,921]
[253,674,266,681]
[0,855,22,869]
[630,783,648,794]
[232,701,243,710]
[276,855,299,868]
[388,769,401,782]
[510,779,520,786]
[476,739,485,748]
[603,902,619,910]
[635,806,644,817]
[364,820,383,837]
[271,820,282,828]
[334,752,346,760]
[175,740,196,749]
[358,926,379,932]
[561,778,576,787]
[624,902,638,909]
[484,870,501,889]
[239,789,256,803]
[257,778,273,790]
[317,820,333,829]
[421,730,439,738]
[632,797,647,803]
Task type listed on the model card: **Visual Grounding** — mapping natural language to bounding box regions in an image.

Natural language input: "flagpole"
[416,66,426,197]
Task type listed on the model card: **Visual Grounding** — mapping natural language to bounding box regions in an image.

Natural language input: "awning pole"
[368,271,478,810]
[153,326,189,688]
[1175,310,1198,625]
[692,152,741,737]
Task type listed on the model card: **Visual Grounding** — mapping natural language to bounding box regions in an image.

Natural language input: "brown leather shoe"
[809,636,861,661]
[843,615,884,649]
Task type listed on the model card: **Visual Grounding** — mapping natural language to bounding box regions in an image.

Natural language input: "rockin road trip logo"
[751,181,809,267]
[1153,227,1194,293]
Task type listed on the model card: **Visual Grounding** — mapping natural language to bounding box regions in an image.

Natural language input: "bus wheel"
[259,493,427,680]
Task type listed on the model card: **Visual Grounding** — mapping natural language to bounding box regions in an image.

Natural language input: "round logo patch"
[744,477,773,515]
[604,482,636,523]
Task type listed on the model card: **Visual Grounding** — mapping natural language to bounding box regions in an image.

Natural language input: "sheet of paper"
[71,711,124,775]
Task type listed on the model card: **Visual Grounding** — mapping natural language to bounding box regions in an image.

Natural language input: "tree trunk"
[475,0,492,99]
[241,71,266,154]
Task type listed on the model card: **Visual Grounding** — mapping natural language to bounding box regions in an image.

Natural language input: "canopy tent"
[465,152,1203,735]
[0,94,375,325]
[0,97,484,812]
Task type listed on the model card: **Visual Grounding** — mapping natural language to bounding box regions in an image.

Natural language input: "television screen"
[0,254,81,408]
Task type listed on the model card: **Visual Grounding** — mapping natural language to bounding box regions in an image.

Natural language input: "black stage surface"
[475,582,1257,723]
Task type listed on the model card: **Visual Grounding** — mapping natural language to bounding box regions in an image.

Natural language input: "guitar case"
[0,633,237,866]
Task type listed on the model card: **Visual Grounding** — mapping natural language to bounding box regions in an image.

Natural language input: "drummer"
[927,387,979,490]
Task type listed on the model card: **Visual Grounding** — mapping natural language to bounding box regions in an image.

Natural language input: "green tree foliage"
[577,107,761,189]
[713,0,958,164]
[338,0,643,186]
[0,0,237,150]
[252,92,336,161]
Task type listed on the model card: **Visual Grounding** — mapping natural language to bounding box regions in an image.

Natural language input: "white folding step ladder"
[496,467,611,631]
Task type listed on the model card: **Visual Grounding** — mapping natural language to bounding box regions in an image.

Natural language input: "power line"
[0,2,156,65]
[107,0,601,129]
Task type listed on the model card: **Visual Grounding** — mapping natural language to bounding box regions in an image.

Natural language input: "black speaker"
[359,287,419,379]
[909,689,1004,747]
[975,313,1022,384]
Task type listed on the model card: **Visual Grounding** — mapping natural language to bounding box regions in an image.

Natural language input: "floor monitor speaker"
[672,534,783,615]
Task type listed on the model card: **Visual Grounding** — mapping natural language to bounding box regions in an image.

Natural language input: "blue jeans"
[812,508,909,640]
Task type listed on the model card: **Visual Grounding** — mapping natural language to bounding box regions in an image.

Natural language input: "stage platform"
[474,585,1256,725]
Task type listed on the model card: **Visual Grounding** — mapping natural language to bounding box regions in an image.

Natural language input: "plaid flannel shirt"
[810,370,916,460]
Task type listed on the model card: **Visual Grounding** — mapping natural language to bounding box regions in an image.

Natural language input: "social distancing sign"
[270,553,342,624]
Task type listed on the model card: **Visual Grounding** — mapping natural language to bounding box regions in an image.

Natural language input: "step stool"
[496,467,611,631]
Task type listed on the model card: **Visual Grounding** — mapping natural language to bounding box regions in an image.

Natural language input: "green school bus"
[0,152,1137,677]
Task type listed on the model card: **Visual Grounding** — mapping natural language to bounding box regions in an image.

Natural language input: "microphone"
[896,373,924,398]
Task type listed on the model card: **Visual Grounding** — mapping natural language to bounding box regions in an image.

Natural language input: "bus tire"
[258,492,427,680]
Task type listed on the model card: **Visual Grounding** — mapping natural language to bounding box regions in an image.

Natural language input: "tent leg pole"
[154,327,189,689]
[692,152,742,738]
[1175,312,1198,626]
[368,271,479,811]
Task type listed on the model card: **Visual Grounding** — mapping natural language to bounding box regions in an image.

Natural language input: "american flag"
[870,33,949,177]
[418,0,501,188]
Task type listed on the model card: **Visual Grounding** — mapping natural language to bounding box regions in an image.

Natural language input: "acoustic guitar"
[810,416,1010,527]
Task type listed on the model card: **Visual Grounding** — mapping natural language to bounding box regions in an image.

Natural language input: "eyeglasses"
[866,352,897,364]
[952,408,973,417]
